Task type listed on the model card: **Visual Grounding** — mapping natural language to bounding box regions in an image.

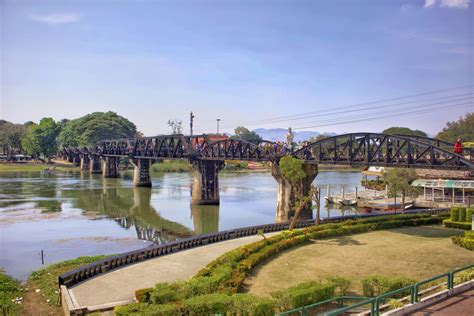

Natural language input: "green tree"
[279,156,320,229]
[308,134,331,143]
[36,118,60,162]
[436,112,474,143]
[383,168,420,212]
[22,123,40,158]
[232,126,262,143]
[167,119,183,134]
[382,127,427,137]
[0,121,27,155]
[58,112,137,147]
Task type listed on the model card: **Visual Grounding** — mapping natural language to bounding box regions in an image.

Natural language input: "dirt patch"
[20,282,62,316]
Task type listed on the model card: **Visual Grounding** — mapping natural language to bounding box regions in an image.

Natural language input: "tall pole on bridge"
[216,118,221,136]
[190,111,195,136]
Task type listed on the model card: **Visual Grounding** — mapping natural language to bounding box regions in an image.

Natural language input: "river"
[0,170,369,280]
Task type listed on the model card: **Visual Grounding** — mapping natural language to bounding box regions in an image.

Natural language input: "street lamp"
[216,119,221,135]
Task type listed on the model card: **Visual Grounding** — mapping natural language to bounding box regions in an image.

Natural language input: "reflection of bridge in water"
[59,133,473,223]
[64,181,220,243]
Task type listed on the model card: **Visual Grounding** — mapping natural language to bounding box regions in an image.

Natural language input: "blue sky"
[1,0,472,136]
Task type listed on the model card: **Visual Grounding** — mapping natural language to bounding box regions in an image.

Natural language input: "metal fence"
[58,208,447,288]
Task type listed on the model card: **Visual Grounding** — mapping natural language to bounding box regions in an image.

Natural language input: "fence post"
[370,300,375,316]
[448,272,453,290]
[410,286,415,304]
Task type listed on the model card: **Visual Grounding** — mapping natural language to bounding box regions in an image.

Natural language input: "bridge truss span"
[293,133,473,170]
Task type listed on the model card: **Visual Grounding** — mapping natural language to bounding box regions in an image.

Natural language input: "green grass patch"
[28,255,111,307]
[151,160,191,173]
[0,270,23,316]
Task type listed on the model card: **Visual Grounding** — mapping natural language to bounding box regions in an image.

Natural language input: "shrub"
[115,303,178,316]
[271,281,336,311]
[458,207,467,222]
[454,268,474,284]
[150,283,180,304]
[181,293,233,315]
[230,293,274,316]
[0,272,23,316]
[361,275,414,297]
[450,207,460,222]
[452,231,474,250]
[443,219,471,230]
[466,208,473,223]
[135,288,153,303]
[326,276,352,296]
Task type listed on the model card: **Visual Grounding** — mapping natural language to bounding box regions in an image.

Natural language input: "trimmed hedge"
[443,219,472,230]
[361,275,415,297]
[117,213,445,315]
[452,231,474,251]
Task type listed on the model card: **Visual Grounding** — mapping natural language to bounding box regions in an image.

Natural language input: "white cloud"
[424,0,437,7]
[29,13,81,25]
[440,0,470,8]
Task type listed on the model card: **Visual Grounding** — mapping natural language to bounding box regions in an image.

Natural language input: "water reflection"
[191,204,220,235]
[63,182,193,243]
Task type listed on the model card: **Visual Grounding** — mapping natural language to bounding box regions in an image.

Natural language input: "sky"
[1,0,473,136]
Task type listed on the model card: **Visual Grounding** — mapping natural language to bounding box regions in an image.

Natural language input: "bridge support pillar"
[103,157,119,178]
[90,155,102,174]
[131,159,152,187]
[191,160,224,205]
[80,156,90,171]
[72,154,81,167]
[272,163,318,222]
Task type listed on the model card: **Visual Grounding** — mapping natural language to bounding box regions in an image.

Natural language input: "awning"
[412,179,474,189]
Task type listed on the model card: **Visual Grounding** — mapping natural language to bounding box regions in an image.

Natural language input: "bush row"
[452,231,474,251]
[443,219,472,230]
[117,213,444,315]
[361,275,415,297]
[450,207,473,223]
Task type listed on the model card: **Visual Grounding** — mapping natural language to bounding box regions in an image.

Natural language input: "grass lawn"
[244,226,473,297]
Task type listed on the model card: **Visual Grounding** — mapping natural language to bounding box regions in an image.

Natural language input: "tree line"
[0,112,137,162]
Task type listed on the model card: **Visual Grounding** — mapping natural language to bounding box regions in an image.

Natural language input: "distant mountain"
[253,128,336,142]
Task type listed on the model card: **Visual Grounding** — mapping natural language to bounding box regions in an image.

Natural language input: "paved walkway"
[412,288,474,316]
[68,233,278,309]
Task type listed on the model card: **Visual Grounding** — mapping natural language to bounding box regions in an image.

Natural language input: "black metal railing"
[58,208,447,288]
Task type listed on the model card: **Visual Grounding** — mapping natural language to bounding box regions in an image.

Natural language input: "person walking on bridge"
[453,138,463,155]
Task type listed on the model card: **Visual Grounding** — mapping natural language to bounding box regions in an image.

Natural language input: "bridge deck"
[412,288,474,316]
[67,233,279,311]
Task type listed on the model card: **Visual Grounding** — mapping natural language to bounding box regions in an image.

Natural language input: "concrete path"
[68,233,278,309]
[411,288,474,316]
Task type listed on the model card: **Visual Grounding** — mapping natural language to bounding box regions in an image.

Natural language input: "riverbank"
[0,256,110,315]
[0,162,79,172]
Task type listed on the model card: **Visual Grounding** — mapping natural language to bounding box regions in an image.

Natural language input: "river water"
[0,170,369,279]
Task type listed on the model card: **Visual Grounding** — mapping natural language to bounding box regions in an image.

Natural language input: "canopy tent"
[412,179,474,190]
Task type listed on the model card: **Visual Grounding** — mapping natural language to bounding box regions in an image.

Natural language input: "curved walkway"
[67,233,278,310]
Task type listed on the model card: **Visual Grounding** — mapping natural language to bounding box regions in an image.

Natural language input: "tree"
[279,156,320,229]
[436,112,474,143]
[167,119,183,134]
[36,118,60,162]
[383,168,420,212]
[308,134,331,143]
[383,127,427,137]
[22,123,40,158]
[232,126,262,143]
[0,121,26,156]
[58,112,137,147]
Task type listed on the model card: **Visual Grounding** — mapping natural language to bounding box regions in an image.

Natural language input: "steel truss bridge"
[59,133,473,171]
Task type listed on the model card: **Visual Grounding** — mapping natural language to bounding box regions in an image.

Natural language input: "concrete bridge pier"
[72,154,81,167]
[103,157,119,178]
[90,155,102,174]
[272,163,319,222]
[131,159,152,187]
[191,160,224,205]
[80,155,90,171]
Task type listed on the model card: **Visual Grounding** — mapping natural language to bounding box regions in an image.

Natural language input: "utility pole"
[216,118,221,135]
[190,111,195,136]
